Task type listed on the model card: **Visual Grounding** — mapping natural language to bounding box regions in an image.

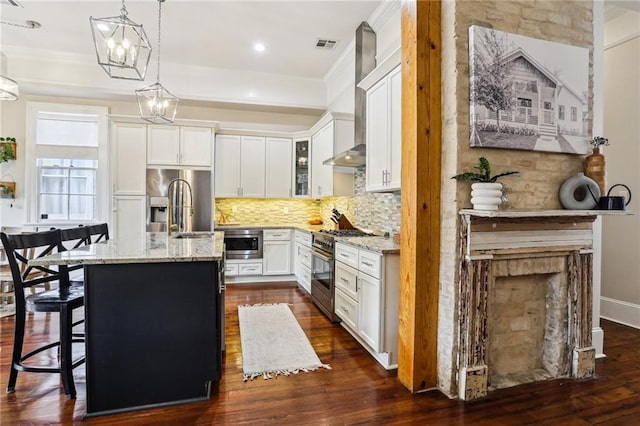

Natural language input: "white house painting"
[469,26,590,154]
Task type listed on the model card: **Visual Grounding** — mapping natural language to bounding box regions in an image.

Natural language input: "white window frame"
[25,102,109,225]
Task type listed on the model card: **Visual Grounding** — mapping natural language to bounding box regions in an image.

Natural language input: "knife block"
[336,214,355,230]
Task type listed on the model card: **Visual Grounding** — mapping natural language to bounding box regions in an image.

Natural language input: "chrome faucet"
[167,178,194,236]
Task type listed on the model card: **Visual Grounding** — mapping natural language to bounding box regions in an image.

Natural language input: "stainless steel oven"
[310,247,339,322]
[223,229,263,259]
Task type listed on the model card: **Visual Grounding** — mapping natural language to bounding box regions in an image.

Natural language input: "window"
[571,107,578,121]
[38,159,97,221]
[518,98,532,108]
[26,103,109,224]
[559,105,565,120]
[543,101,553,110]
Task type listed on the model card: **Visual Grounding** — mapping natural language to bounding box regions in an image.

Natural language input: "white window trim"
[25,102,110,225]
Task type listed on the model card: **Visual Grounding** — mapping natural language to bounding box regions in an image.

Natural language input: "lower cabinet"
[112,196,146,240]
[334,242,399,369]
[263,229,291,275]
[225,260,263,277]
[294,230,312,293]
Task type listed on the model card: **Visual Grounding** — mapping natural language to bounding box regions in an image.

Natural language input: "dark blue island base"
[83,261,223,417]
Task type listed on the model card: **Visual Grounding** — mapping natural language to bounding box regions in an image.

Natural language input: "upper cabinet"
[111,122,147,195]
[147,125,212,167]
[364,65,401,192]
[265,137,292,198]
[311,117,354,198]
[358,49,402,193]
[292,138,310,198]
[214,135,266,198]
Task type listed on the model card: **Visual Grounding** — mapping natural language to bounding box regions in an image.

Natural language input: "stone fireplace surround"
[457,210,597,401]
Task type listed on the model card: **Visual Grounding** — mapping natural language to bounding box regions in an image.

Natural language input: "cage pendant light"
[136,0,178,124]
[90,0,152,80]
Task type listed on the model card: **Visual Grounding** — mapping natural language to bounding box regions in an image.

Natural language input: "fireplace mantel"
[455,209,610,400]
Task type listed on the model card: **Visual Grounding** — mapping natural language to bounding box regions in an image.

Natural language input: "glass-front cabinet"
[293,138,310,197]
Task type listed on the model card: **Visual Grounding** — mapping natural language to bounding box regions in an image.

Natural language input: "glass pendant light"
[90,0,152,80]
[136,0,178,124]
[0,75,19,101]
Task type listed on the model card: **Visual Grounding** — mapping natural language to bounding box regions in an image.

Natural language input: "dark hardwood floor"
[2,282,640,424]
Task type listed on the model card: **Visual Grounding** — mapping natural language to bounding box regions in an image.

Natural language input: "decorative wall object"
[469,26,590,154]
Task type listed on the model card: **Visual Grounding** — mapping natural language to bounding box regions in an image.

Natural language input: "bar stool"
[1,229,85,399]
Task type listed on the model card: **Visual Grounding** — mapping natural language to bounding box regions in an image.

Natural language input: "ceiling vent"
[315,39,338,50]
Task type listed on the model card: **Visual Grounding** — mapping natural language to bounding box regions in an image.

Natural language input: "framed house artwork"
[469,26,590,154]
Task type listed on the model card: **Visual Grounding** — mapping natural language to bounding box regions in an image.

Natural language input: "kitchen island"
[30,232,226,417]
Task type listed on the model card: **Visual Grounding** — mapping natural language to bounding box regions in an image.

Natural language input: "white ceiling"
[0,0,382,110]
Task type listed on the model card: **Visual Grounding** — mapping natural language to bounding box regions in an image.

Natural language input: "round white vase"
[470,182,503,210]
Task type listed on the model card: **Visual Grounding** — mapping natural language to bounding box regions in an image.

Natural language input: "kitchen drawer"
[358,249,381,279]
[299,264,311,293]
[335,288,358,330]
[335,261,358,300]
[238,262,263,275]
[264,229,291,241]
[294,230,312,246]
[299,246,312,268]
[335,242,358,269]
[225,263,239,277]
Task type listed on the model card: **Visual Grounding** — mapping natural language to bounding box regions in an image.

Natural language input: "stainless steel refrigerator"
[146,168,212,232]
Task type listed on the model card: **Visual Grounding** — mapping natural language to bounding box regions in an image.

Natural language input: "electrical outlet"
[232,206,238,213]
[283,207,289,213]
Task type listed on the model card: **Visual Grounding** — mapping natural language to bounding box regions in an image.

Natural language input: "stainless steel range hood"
[323,22,376,168]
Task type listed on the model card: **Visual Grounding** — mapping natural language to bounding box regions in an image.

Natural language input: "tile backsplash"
[215,167,401,233]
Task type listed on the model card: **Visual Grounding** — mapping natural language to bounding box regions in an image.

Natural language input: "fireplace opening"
[487,272,569,390]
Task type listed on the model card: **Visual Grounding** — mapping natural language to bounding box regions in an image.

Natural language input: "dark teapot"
[590,184,632,211]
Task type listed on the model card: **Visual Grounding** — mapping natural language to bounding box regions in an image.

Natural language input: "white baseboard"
[226,275,297,284]
[600,296,640,329]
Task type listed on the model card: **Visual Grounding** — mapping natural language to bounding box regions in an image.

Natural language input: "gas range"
[311,229,372,255]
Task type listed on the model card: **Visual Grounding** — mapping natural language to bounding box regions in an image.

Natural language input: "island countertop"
[29,231,225,266]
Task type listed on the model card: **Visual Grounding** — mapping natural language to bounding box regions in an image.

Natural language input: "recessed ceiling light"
[253,43,266,53]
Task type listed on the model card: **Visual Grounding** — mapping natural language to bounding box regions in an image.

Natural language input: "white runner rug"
[238,303,330,381]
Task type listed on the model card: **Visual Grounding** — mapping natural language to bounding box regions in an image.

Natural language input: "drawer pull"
[362,261,374,267]
[340,306,350,314]
[340,277,349,283]
[340,253,350,258]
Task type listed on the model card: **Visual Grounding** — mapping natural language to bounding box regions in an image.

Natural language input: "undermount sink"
[171,232,215,239]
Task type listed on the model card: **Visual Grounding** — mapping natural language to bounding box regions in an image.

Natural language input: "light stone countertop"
[29,232,225,266]
[335,236,401,254]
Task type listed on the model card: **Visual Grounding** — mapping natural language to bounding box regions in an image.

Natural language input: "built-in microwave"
[223,229,263,259]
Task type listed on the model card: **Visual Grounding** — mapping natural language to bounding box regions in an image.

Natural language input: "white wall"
[600,9,640,327]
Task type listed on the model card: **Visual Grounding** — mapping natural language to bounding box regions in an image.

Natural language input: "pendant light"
[135,0,178,124]
[90,0,152,80]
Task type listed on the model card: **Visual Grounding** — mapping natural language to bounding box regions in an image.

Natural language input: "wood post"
[398,0,442,392]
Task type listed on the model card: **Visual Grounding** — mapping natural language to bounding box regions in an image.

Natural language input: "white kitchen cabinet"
[357,271,382,352]
[214,135,265,198]
[334,241,400,370]
[112,122,147,195]
[179,127,213,167]
[265,137,292,198]
[263,229,291,275]
[240,136,266,198]
[311,118,354,198]
[294,230,312,293]
[365,65,401,192]
[292,138,311,198]
[112,196,146,240]
[147,125,213,167]
[214,135,242,197]
[147,126,179,166]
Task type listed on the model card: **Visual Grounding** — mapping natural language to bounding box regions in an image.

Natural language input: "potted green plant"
[0,137,17,163]
[452,157,519,210]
